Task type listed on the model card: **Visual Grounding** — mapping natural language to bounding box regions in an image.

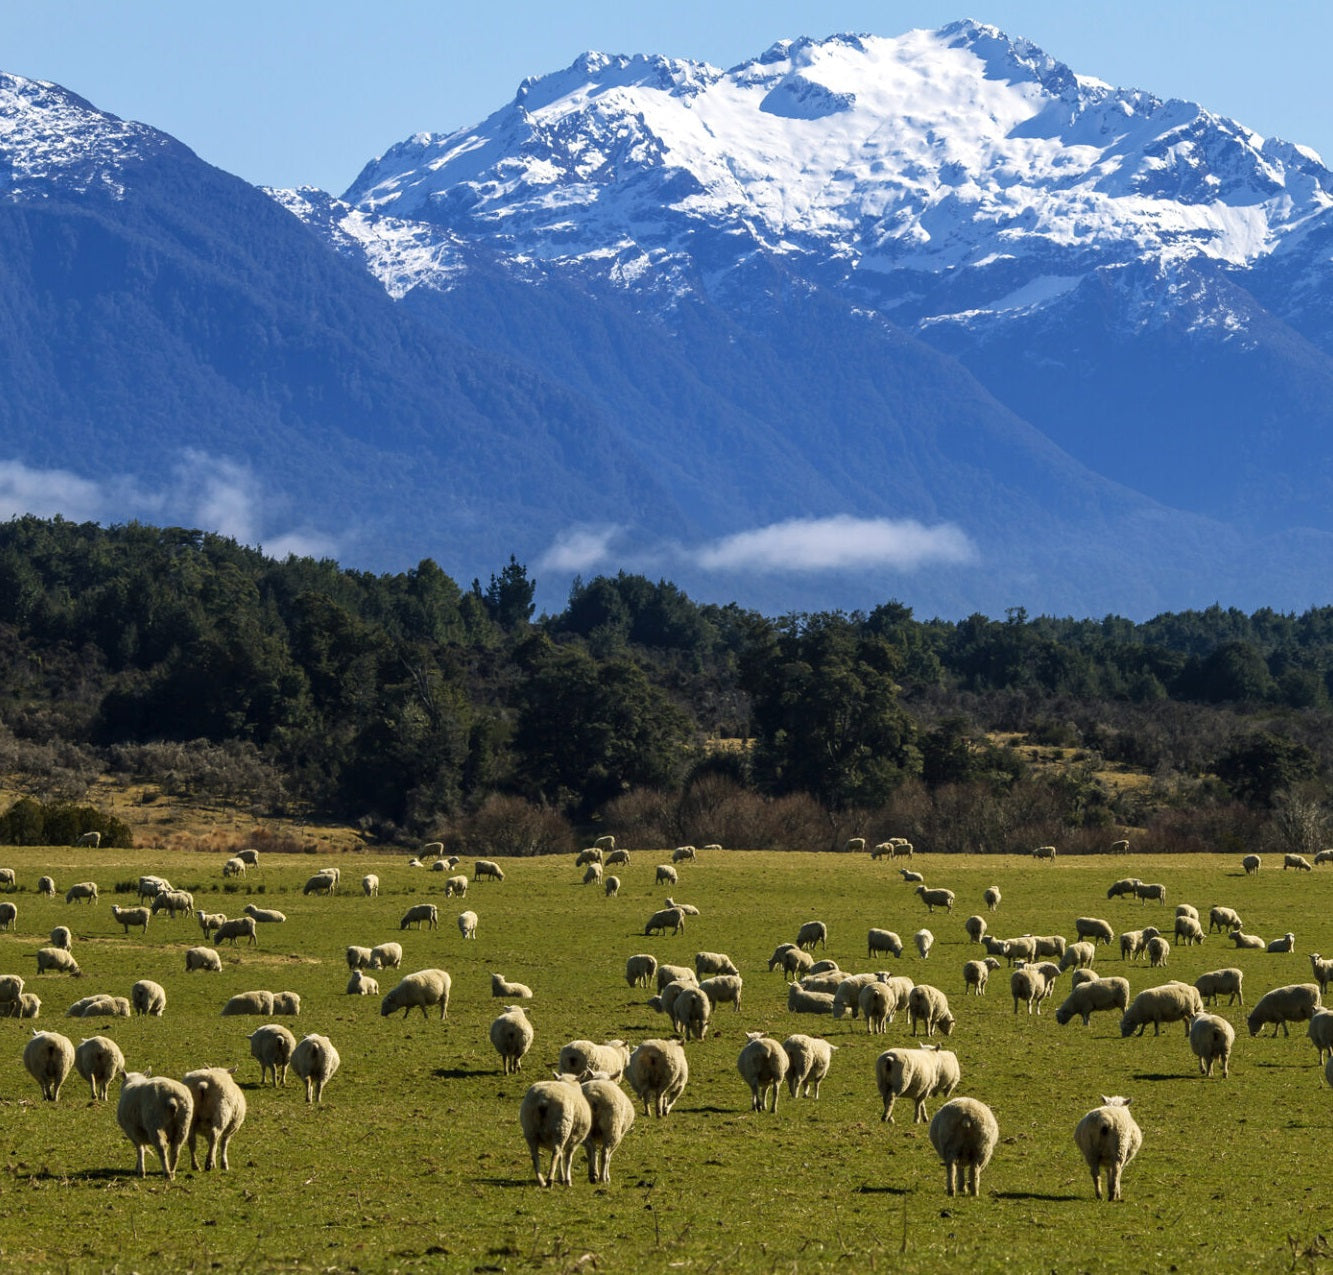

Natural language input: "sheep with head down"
[292,1034,340,1103]
[929,1097,999,1197]
[491,1005,535,1074]
[380,969,451,1020]
[182,1067,247,1169]
[1188,1013,1235,1078]
[782,1034,836,1099]
[520,1074,591,1187]
[580,1077,635,1183]
[249,1023,297,1087]
[737,1032,788,1112]
[626,1039,688,1117]
[75,1035,123,1101]
[558,1040,630,1083]
[1247,983,1322,1037]
[1074,1096,1142,1201]
[117,1071,193,1180]
[876,1044,960,1124]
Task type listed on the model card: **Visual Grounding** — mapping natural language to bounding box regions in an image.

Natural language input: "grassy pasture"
[0,846,1330,1273]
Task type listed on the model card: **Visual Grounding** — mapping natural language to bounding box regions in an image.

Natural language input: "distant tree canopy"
[2,515,1333,843]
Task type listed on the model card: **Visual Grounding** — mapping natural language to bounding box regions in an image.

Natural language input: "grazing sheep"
[474,860,505,882]
[899,868,925,884]
[292,1034,340,1103]
[1133,881,1167,905]
[580,1078,635,1183]
[1316,849,1333,866]
[381,969,451,1020]
[131,979,167,1017]
[1059,941,1097,972]
[249,1023,297,1087]
[1242,854,1261,874]
[877,1045,960,1124]
[1055,977,1132,1026]
[737,1033,788,1112]
[346,968,379,996]
[1247,983,1323,1037]
[215,917,258,946]
[8,992,41,1018]
[1267,931,1297,954]
[1309,954,1333,995]
[593,835,616,853]
[1175,916,1206,947]
[1075,1097,1142,1201]
[908,984,955,1037]
[859,981,896,1034]
[1176,904,1200,923]
[242,905,286,924]
[890,840,915,859]
[1209,906,1243,934]
[1146,936,1171,967]
[915,885,955,914]
[197,911,225,936]
[651,979,693,1025]
[929,1097,999,1197]
[868,928,904,960]
[302,870,338,897]
[625,954,658,988]
[671,845,697,864]
[913,928,935,960]
[117,1072,193,1180]
[138,876,171,902]
[1032,845,1057,861]
[1284,854,1314,871]
[491,973,533,999]
[603,875,620,897]
[221,991,275,1017]
[443,875,469,898]
[673,985,712,1041]
[846,837,867,853]
[558,1040,631,1083]
[581,863,603,887]
[519,1075,592,1186]
[1120,982,1205,1036]
[0,973,25,1006]
[75,1034,124,1100]
[1107,878,1142,900]
[1032,934,1068,959]
[75,831,101,848]
[236,849,259,867]
[963,958,999,996]
[346,945,374,971]
[400,903,439,931]
[1002,936,1039,965]
[35,947,80,976]
[698,974,743,1014]
[795,920,829,951]
[222,857,246,878]
[655,865,679,888]
[963,915,987,944]
[1307,1009,1333,1062]
[37,875,56,897]
[575,848,602,868]
[0,901,15,931]
[1076,917,1115,946]
[491,1006,535,1074]
[782,1034,836,1099]
[1229,929,1266,950]
[831,973,885,1020]
[0,868,17,890]
[422,841,445,858]
[657,963,696,991]
[65,881,98,905]
[695,951,739,978]
[182,1067,247,1170]
[151,889,195,919]
[983,886,1001,912]
[1194,967,1245,1007]
[25,1029,75,1100]
[644,906,686,937]
[1011,965,1047,1016]
[1188,1013,1236,1078]
[110,905,151,935]
[66,994,130,1018]
[605,848,630,866]
[369,942,403,970]
[663,896,700,917]
[787,984,836,1014]
[457,910,478,940]
[272,991,300,1016]
[360,874,379,898]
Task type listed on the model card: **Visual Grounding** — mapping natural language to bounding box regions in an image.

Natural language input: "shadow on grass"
[432,1067,492,1079]
[677,1105,734,1115]
[476,1177,535,1189]
[1131,1072,1187,1082]
[20,1166,140,1183]
[993,1190,1082,1202]
[856,1184,910,1196]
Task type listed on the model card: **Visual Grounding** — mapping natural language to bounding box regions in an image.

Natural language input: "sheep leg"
[882,1095,896,1123]
[1108,1163,1123,1202]
[1091,1167,1103,1200]
[944,1162,958,1196]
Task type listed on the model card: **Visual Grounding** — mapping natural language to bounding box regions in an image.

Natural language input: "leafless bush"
[453,794,575,858]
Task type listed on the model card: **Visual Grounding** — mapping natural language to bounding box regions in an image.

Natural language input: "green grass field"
[1,846,1330,1273]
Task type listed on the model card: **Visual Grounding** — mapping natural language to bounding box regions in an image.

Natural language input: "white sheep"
[846,837,867,853]
[663,896,701,917]
[801,970,850,995]
[1309,954,1333,994]
[272,991,301,1016]
[457,910,478,940]
[242,905,286,924]
[1307,1009,1333,1063]
[558,1040,631,1083]
[1055,977,1131,1026]
[151,889,195,919]
[914,929,935,959]
[580,1077,635,1183]
[858,981,896,1034]
[236,849,259,867]
[215,916,258,946]
[1317,850,1333,866]
[1267,932,1297,954]
[1230,930,1266,950]
[183,1067,247,1169]
[131,979,167,1017]
[1075,917,1115,945]
[110,905,150,935]
[582,863,603,886]
[444,875,469,898]
[963,958,999,996]
[400,903,439,930]
[361,874,380,897]
[908,984,954,1037]
[1194,967,1244,1007]
[491,1005,535,1073]
[117,1071,193,1179]
[75,1034,124,1100]
[64,881,98,905]
[788,984,836,1014]
[249,1023,297,1086]
[698,974,744,1015]
[593,835,616,852]
[1002,936,1038,965]
[24,1029,75,1100]
[303,871,338,896]
[625,954,658,988]
[474,860,505,882]
[899,868,925,884]
[381,969,451,1019]
[695,951,739,978]
[1032,845,1057,861]
[37,875,56,897]
[915,886,955,913]
[1074,1096,1142,1201]
[605,848,630,866]
[673,985,712,1041]
[1120,982,1204,1037]
[656,963,696,991]
[1247,983,1323,1037]
[75,831,101,848]
[520,1075,592,1186]
[603,875,620,897]
[0,972,25,1004]
[832,973,901,1021]
[139,876,172,902]
[1208,906,1243,934]
[50,926,74,953]
[0,901,16,931]
[644,906,686,937]
[346,968,379,996]
[655,865,678,886]
[197,910,225,936]
[1106,877,1142,900]
[1133,881,1167,905]
[347,945,374,971]
[1188,1012,1236,1078]
[491,973,533,999]
[575,848,602,868]
[35,947,81,976]
[1284,853,1314,871]
[868,928,904,960]
[66,994,131,1018]
[737,1032,788,1112]
[222,990,274,1016]
[222,857,246,878]
[292,1033,340,1103]
[1010,965,1046,1016]
[1145,936,1171,967]
[929,1097,999,1197]
[1119,930,1147,961]
[627,1039,690,1118]
[1242,854,1261,874]
[876,1045,960,1124]
[7,992,41,1018]
[983,886,1001,912]
[963,915,987,944]
[1033,935,1068,959]
[369,942,403,970]
[672,845,697,864]
[781,1033,836,1099]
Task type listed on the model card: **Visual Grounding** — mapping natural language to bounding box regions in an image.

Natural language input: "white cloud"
[692,516,977,572]
[0,460,113,521]
[174,451,257,543]
[538,524,622,572]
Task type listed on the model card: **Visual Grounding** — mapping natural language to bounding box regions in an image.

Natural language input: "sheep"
[1119,982,1204,1036]
[361,873,380,897]
[700,843,722,853]
[215,917,258,946]
[117,1071,194,1179]
[737,1033,788,1112]
[1002,936,1038,965]
[811,957,840,973]
[519,1075,592,1186]
[1284,853,1314,871]
[859,981,896,1034]
[1194,967,1245,1007]
[1242,854,1261,874]
[915,885,955,913]
[581,863,603,887]
[35,947,80,976]
[1032,845,1057,861]
[347,968,379,996]
[800,971,845,996]
[1229,929,1266,950]
[876,1045,960,1123]
[1133,881,1167,905]
[698,974,743,1014]
[580,1077,635,1183]
[1267,932,1297,954]
[1146,937,1171,967]
[558,1040,631,1083]
[369,942,403,970]
[138,875,171,902]
[0,868,13,890]
[6,992,41,1018]
[75,1034,124,1100]
[963,915,987,944]
[291,1033,340,1103]
[1059,941,1097,972]
[644,906,686,937]
[222,857,246,878]
[151,889,195,919]
[66,994,131,1018]
[787,984,836,1014]
[0,972,25,1004]
[672,985,711,1041]
[605,848,630,866]
[24,1029,75,1100]
[1030,934,1067,959]
[983,886,1001,912]
[593,835,616,852]
[1188,1013,1236,1078]
[131,979,166,1017]
[1175,916,1206,947]
[1247,983,1323,1037]
[1209,906,1243,934]
[929,1097,999,1197]
[657,963,696,990]
[75,831,101,848]
[0,901,15,931]
[443,875,469,898]
[603,875,620,897]
[347,945,374,971]
[871,842,893,860]
[891,840,915,859]
[492,973,534,999]
[222,990,274,1017]
[899,868,925,884]
[781,1033,836,1099]
[652,979,694,1025]
[831,973,883,1020]
[1011,965,1047,1016]
[1107,877,1142,900]
[37,875,55,897]
[575,848,602,868]
[908,984,954,1037]
[65,881,98,905]
[912,929,934,960]
[625,954,658,988]
[458,910,478,940]
[488,1006,534,1075]
[672,845,697,864]
[846,837,867,853]
[474,860,505,882]
[663,896,701,917]
[249,1023,297,1087]
[303,871,338,896]
[963,958,998,996]
[422,841,445,859]
[655,864,678,886]
[1309,954,1333,994]
[868,928,904,959]
[695,951,739,978]
[109,904,151,935]
[1075,1097,1142,1201]
[270,991,300,1016]
[400,903,439,931]
[1307,1009,1333,1062]
[242,905,286,924]
[1055,977,1131,1026]
[197,910,225,936]
[381,969,451,1019]
[1076,917,1115,946]
[236,849,259,867]
[182,1067,247,1171]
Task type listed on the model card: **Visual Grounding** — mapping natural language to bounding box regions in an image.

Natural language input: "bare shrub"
[453,794,575,858]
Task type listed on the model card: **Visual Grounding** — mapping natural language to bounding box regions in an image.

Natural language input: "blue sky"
[8,1,1333,194]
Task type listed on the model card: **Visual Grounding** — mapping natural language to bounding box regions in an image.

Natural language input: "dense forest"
[1,515,1330,857]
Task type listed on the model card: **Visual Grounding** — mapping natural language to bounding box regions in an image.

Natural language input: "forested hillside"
[1,516,1329,857]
